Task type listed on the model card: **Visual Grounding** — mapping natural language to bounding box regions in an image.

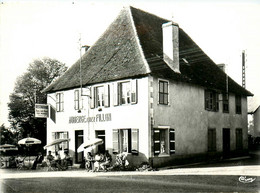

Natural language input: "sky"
[0,0,260,126]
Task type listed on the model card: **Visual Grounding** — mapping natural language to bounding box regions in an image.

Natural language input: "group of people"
[85,150,112,172]
[46,150,71,171]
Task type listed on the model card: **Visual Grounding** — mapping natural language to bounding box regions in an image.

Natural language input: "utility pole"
[242,50,246,88]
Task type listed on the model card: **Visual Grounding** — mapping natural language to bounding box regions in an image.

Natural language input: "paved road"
[1,174,259,192]
[0,153,259,192]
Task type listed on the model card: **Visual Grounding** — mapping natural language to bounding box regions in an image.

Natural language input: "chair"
[45,160,56,171]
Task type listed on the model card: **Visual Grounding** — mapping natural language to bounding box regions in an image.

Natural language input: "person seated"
[85,152,94,172]
[61,151,71,170]
[31,152,43,170]
[51,151,62,170]
[100,150,112,171]
[46,151,54,162]
[93,152,104,172]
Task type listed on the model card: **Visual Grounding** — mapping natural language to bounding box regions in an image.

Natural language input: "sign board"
[35,104,48,118]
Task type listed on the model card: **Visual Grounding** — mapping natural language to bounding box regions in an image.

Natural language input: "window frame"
[56,92,64,112]
[74,90,80,110]
[112,128,139,154]
[158,79,169,105]
[205,89,219,112]
[222,93,229,113]
[153,127,175,156]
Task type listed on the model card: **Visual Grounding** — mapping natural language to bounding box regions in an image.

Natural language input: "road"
[0,152,259,193]
[1,174,259,192]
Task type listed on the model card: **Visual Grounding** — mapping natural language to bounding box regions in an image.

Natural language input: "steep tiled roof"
[43,6,253,96]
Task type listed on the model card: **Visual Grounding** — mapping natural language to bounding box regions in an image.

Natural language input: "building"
[43,6,253,167]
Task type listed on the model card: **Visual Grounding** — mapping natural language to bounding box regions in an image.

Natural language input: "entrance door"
[96,130,105,154]
[75,130,84,163]
[223,128,230,157]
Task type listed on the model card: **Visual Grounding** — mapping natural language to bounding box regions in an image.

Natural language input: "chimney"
[82,45,90,53]
[162,21,180,73]
[217,63,225,72]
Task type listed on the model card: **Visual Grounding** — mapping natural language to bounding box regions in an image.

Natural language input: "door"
[75,130,84,163]
[223,128,230,157]
[96,130,105,154]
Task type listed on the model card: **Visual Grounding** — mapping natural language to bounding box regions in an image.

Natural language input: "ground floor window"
[112,129,139,154]
[236,128,243,150]
[208,128,216,152]
[52,131,69,151]
[153,128,175,156]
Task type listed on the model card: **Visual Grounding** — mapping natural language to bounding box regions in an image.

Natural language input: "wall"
[254,108,260,136]
[150,76,248,167]
[46,77,150,165]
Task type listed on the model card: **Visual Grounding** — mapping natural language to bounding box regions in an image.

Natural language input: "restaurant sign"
[35,104,48,118]
[69,113,112,124]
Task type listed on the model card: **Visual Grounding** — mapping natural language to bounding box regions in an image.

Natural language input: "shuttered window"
[222,93,229,113]
[90,85,110,109]
[56,93,64,112]
[205,90,219,112]
[112,129,139,154]
[113,80,138,106]
[153,128,175,156]
[208,128,216,152]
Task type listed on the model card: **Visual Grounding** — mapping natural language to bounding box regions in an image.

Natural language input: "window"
[153,128,175,156]
[205,90,219,112]
[222,93,229,113]
[235,95,242,114]
[90,85,110,108]
[74,90,82,110]
[208,128,216,152]
[159,80,169,105]
[52,132,69,151]
[56,93,64,112]
[112,129,139,154]
[236,128,243,150]
[113,80,137,106]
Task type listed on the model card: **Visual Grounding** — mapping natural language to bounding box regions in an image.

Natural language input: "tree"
[0,124,16,145]
[8,57,67,146]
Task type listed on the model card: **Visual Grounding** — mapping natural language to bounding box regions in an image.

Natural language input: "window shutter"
[113,83,118,106]
[79,90,83,110]
[169,129,175,154]
[61,93,64,111]
[104,84,110,107]
[50,105,56,123]
[131,79,138,104]
[154,129,160,155]
[56,93,59,112]
[112,129,119,153]
[216,93,219,111]
[90,87,95,109]
[131,129,139,154]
